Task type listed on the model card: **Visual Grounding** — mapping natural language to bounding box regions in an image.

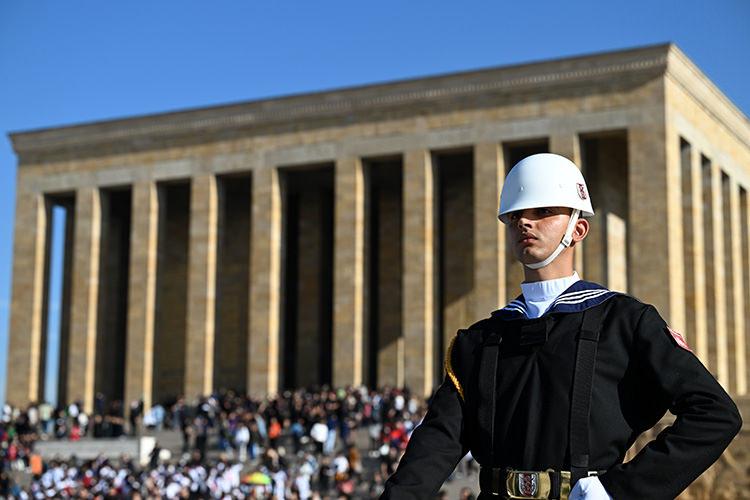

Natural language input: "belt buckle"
[505,469,551,499]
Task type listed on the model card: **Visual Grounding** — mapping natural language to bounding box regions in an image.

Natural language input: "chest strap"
[569,303,610,487]
[478,331,502,469]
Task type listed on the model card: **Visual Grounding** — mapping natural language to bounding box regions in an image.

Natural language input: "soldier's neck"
[522,257,575,283]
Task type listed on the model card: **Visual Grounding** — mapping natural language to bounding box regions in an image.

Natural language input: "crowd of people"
[0,386,478,498]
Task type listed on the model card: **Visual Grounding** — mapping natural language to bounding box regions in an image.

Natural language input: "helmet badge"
[576,182,588,200]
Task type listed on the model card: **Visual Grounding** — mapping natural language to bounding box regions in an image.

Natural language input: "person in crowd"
[129,399,143,436]
[235,421,251,463]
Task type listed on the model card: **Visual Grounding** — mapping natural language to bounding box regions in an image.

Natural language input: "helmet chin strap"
[524,209,580,270]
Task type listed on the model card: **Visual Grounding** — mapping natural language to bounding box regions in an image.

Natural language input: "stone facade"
[5,46,750,492]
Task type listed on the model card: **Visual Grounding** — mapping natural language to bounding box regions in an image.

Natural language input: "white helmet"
[499,153,594,222]
[498,153,594,269]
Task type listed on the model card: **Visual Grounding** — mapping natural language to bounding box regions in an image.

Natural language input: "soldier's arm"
[598,305,742,499]
[381,376,468,499]
[382,331,474,499]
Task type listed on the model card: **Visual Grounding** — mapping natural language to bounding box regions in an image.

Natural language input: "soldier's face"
[507,206,572,265]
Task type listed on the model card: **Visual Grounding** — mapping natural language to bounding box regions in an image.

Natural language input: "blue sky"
[1,1,748,405]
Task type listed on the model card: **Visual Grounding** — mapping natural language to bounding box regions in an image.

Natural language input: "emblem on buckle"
[506,469,551,499]
[518,472,538,496]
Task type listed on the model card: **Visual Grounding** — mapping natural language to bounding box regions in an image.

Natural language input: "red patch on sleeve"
[666,326,691,352]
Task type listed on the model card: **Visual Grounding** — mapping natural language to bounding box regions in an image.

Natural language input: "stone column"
[185,175,219,399]
[473,143,505,316]
[550,134,585,275]
[6,190,48,405]
[729,178,746,395]
[67,187,102,413]
[708,162,729,387]
[606,213,628,292]
[333,157,365,387]
[403,149,435,396]
[687,149,709,362]
[125,182,159,411]
[627,125,685,330]
[249,167,282,397]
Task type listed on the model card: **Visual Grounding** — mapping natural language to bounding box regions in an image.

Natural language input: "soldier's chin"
[520,250,543,264]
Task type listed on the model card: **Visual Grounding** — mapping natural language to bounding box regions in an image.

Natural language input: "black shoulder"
[445,319,494,400]
[600,294,676,351]
[467,316,497,330]
[602,293,654,321]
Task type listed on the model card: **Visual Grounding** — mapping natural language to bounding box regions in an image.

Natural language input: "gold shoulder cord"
[444,334,465,400]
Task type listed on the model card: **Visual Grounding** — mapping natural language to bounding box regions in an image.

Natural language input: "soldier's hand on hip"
[569,476,612,500]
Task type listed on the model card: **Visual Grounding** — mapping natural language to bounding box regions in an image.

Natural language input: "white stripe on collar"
[494,279,618,319]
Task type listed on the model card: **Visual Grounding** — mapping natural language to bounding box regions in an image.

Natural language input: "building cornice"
[10,45,676,162]
[665,45,750,151]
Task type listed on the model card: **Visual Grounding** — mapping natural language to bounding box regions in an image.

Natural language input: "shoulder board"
[444,333,464,401]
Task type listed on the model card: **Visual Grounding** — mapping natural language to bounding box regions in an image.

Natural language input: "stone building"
[6,44,750,424]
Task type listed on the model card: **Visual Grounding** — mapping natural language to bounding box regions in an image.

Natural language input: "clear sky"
[1,1,748,406]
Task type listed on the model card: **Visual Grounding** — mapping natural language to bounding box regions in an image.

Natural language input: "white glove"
[568,476,612,500]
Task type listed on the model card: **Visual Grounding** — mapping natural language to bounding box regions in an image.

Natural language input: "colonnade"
[7,130,749,413]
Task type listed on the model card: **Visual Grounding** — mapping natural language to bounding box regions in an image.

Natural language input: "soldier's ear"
[571,217,589,244]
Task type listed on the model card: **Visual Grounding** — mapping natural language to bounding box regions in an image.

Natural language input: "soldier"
[382,153,742,499]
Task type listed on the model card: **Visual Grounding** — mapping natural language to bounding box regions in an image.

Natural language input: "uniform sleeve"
[380,376,468,499]
[598,305,742,500]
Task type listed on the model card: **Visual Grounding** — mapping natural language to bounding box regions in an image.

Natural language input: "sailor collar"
[492,280,619,320]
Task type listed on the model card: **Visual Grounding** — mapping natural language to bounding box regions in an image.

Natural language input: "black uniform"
[382,280,742,499]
